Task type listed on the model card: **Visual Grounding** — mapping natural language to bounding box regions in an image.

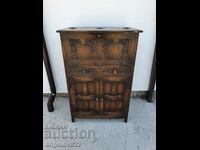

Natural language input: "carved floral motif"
[69,39,81,58]
[101,39,129,59]
[69,39,96,59]
[119,39,129,59]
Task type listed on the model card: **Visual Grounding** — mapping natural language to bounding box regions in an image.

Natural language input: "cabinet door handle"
[96,98,98,101]
[100,97,103,101]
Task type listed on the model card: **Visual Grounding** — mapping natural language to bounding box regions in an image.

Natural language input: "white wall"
[43,0,156,93]
[43,61,50,93]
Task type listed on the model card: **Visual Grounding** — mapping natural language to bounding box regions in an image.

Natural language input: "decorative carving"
[119,39,129,59]
[102,67,131,74]
[73,67,95,74]
[101,39,129,59]
[102,39,114,58]
[118,67,131,74]
[69,39,81,58]
[102,68,114,74]
[69,39,96,58]
[102,39,114,47]
[70,63,95,75]
[85,39,96,51]
[58,28,142,122]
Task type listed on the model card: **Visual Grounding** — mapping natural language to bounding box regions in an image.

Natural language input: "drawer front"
[71,66,96,76]
[69,64,132,76]
[100,66,132,76]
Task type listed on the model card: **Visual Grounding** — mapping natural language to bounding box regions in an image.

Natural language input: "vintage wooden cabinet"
[57,27,142,122]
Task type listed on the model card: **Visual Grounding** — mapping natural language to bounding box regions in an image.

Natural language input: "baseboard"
[43,91,156,100]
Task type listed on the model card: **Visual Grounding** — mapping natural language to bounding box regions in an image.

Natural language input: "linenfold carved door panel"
[70,77,130,115]
[99,76,130,114]
[71,77,99,112]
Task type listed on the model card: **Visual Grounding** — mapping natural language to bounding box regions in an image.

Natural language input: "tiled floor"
[43,97,156,150]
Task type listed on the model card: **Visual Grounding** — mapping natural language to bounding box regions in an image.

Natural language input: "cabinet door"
[99,76,131,113]
[69,76,100,113]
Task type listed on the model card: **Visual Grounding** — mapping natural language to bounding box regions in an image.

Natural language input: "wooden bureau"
[57,27,142,122]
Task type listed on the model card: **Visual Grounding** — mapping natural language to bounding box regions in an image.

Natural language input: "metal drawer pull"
[82,69,86,73]
[96,98,98,101]
[100,97,103,101]
[113,69,117,74]
[97,34,101,38]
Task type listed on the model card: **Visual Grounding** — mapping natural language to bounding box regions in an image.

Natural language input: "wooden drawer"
[100,66,132,76]
[70,66,96,76]
[69,59,133,67]
[70,64,132,76]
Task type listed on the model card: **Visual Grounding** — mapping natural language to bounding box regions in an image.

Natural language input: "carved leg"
[47,94,56,112]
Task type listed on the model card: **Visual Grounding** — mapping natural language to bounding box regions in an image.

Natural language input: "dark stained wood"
[57,27,142,122]
[43,33,56,112]
[57,27,143,33]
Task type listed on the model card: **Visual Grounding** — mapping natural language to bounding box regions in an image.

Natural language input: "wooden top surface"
[57,27,143,33]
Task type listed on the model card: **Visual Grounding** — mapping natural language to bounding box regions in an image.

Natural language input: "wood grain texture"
[58,27,142,122]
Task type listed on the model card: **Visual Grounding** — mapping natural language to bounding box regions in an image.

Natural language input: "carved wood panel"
[73,78,98,112]
[119,39,129,59]
[100,79,127,112]
[100,39,130,59]
[69,39,97,59]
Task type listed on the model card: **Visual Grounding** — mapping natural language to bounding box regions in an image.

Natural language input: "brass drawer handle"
[100,97,103,101]
[97,34,101,38]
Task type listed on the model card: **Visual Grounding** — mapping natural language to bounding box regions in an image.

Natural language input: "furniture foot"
[47,94,56,112]
[72,116,75,122]
[124,117,128,123]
